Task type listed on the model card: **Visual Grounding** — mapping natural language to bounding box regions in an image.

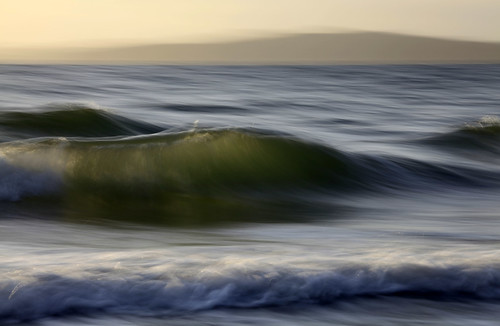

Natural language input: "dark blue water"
[1,64,500,325]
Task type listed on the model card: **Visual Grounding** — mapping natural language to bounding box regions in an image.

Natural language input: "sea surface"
[1,64,500,325]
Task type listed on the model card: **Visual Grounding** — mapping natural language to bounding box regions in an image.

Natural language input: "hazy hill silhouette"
[2,32,500,64]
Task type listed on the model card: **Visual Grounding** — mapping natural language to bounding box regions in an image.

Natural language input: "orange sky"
[1,0,500,47]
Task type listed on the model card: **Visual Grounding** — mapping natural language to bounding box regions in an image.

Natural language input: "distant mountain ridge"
[2,32,500,64]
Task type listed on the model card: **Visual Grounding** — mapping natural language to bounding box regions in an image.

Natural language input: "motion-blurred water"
[1,64,500,325]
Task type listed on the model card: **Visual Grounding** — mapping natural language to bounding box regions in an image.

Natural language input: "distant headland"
[2,32,500,64]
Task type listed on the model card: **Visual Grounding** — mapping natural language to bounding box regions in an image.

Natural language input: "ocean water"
[1,64,500,325]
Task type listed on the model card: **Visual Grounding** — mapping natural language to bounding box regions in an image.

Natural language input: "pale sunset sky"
[1,0,500,48]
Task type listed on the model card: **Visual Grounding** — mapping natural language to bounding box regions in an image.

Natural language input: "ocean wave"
[424,115,500,154]
[1,128,494,197]
[2,263,500,323]
[462,116,500,133]
[1,108,499,223]
[0,129,355,223]
[0,104,164,138]
[0,125,498,223]
[0,128,356,200]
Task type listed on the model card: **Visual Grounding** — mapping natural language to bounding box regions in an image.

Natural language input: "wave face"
[63,130,354,196]
[2,263,500,323]
[0,127,357,223]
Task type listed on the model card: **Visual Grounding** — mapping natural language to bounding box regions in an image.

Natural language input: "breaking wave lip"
[0,104,164,138]
[2,263,500,323]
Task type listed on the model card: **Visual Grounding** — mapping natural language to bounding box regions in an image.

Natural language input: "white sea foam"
[1,263,500,323]
[0,159,61,201]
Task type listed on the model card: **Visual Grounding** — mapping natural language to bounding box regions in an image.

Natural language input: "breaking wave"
[0,128,495,201]
[1,107,499,223]
[2,263,500,323]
